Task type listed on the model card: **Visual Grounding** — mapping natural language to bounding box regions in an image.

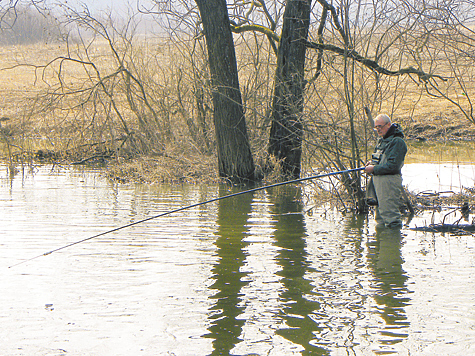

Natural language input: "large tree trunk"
[195,0,256,182]
[268,0,311,179]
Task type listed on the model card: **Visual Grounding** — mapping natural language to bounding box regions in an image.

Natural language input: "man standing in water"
[365,114,407,228]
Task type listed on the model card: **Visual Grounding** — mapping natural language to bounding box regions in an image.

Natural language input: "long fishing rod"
[8,166,365,268]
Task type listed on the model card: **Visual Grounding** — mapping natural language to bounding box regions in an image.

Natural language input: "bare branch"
[231,23,279,42]
[305,39,446,83]
[316,0,349,47]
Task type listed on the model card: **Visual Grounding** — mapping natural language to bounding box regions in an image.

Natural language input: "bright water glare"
[1,163,475,355]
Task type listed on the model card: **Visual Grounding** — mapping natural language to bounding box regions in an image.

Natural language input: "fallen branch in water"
[404,189,474,234]
[410,223,475,234]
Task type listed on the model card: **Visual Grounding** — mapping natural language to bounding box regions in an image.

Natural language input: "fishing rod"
[8,166,365,268]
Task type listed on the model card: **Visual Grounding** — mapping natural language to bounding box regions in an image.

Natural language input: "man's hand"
[364,162,374,174]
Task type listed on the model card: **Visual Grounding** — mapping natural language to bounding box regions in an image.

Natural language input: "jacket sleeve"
[373,137,407,175]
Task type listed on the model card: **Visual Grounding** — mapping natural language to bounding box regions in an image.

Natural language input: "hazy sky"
[67,0,143,14]
[50,0,160,35]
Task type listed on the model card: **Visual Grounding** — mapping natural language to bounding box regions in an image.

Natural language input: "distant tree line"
[0,5,62,45]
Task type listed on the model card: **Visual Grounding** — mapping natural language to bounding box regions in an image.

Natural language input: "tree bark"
[268,0,311,179]
[195,0,256,182]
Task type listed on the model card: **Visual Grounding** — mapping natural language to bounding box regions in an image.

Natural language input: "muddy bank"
[403,119,475,142]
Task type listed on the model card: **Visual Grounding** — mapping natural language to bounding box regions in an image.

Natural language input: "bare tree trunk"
[268,0,311,179]
[195,0,256,182]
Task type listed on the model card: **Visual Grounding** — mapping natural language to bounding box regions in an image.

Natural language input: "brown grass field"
[0,39,474,183]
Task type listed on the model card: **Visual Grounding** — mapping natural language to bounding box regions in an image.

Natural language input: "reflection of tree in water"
[367,227,411,346]
[204,186,253,356]
[271,185,328,355]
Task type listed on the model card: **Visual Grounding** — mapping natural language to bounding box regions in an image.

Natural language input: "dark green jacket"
[372,124,407,175]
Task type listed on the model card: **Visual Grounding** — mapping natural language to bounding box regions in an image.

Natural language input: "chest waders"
[366,148,404,227]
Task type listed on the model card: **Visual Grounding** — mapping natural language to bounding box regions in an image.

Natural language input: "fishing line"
[8,167,364,268]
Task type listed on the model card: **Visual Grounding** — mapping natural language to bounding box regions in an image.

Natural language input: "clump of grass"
[106,152,219,184]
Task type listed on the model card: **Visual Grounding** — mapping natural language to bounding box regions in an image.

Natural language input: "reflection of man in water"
[365,114,407,228]
[368,227,410,349]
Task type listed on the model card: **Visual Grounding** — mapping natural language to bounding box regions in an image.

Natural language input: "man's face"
[374,118,390,137]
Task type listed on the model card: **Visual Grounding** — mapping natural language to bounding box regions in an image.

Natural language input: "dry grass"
[106,153,219,184]
[0,44,73,117]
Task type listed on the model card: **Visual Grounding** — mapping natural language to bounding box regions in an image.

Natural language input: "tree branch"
[305,40,446,83]
[230,23,280,43]
[316,0,349,47]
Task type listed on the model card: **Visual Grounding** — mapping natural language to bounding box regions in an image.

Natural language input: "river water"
[1,163,475,356]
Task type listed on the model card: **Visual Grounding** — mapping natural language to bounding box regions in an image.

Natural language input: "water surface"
[1,164,474,355]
